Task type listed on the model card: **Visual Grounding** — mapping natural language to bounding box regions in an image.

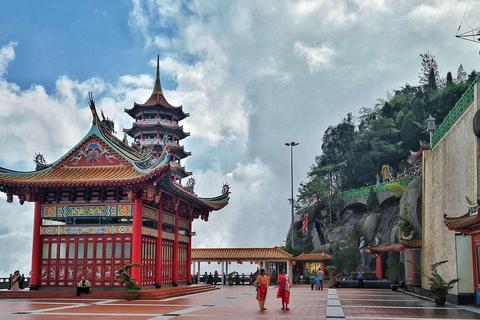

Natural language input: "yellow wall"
[422,84,479,295]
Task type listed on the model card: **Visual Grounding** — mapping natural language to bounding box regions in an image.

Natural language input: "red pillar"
[376,255,383,280]
[187,218,192,284]
[155,199,163,288]
[172,203,179,286]
[132,197,143,284]
[472,236,478,288]
[321,261,326,275]
[408,250,416,284]
[30,200,42,290]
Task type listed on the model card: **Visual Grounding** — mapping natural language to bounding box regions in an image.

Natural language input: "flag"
[302,213,309,235]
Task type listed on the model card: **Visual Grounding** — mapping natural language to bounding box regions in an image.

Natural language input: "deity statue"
[359,236,366,266]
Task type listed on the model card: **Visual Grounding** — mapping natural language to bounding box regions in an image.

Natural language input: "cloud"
[0,41,16,77]
[294,42,335,72]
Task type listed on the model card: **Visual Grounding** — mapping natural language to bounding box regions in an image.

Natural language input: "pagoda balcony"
[139,139,180,147]
[136,118,178,126]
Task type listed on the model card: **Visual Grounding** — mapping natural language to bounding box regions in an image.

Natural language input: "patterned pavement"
[0,286,480,319]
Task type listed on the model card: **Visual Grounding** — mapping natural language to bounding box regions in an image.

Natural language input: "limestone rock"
[311,225,322,250]
[399,177,422,238]
[362,213,380,244]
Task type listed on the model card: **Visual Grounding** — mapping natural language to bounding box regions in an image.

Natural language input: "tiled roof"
[444,211,480,234]
[192,247,294,260]
[295,252,332,261]
[366,243,403,255]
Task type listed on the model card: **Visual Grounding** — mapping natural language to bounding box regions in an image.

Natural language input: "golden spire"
[153,55,163,95]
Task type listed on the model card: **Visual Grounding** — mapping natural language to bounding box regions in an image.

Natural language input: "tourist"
[276,268,291,310]
[358,269,365,289]
[399,279,405,292]
[334,278,341,288]
[241,273,246,285]
[316,268,324,290]
[254,269,273,311]
[9,271,22,291]
[249,272,254,285]
[76,276,91,297]
[213,271,219,286]
[305,269,310,284]
[203,271,208,284]
[207,272,213,285]
[314,276,320,290]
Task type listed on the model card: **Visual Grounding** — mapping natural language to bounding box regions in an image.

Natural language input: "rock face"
[399,177,422,238]
[362,213,380,244]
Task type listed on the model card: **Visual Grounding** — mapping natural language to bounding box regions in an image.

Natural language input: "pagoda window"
[42,243,49,259]
[142,218,157,229]
[105,243,112,259]
[178,228,188,236]
[87,243,94,259]
[42,218,66,225]
[115,243,122,259]
[162,223,174,233]
[96,243,103,259]
[68,243,75,259]
[51,243,58,259]
[124,242,131,259]
[78,243,85,259]
[59,243,67,259]
[74,217,101,225]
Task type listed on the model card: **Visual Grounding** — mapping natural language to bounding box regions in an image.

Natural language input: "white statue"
[359,236,366,266]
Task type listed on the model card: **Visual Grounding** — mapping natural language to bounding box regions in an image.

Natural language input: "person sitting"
[399,279,405,292]
[76,276,91,297]
[334,278,341,288]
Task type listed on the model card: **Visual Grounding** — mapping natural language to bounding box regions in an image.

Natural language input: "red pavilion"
[0,57,229,289]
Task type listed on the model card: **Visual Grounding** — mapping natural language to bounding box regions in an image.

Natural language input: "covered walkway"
[192,247,294,284]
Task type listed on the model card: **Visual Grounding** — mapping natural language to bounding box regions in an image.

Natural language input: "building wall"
[422,84,479,295]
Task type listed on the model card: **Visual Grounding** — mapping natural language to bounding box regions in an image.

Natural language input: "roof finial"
[153,54,163,95]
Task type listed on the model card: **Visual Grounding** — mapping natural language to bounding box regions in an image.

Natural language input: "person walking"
[203,272,208,284]
[213,271,219,286]
[358,269,365,288]
[254,269,273,311]
[276,268,291,310]
[316,268,324,290]
[9,271,22,291]
[305,269,310,284]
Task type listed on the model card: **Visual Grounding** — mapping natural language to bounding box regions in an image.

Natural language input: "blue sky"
[0,0,479,276]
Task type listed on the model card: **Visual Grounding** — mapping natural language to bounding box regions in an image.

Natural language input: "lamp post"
[285,142,299,249]
[426,114,436,147]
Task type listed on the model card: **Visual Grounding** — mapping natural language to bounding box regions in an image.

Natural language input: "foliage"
[332,222,362,274]
[396,203,413,233]
[385,252,404,284]
[386,182,406,198]
[116,263,142,292]
[325,265,337,276]
[366,187,379,211]
[408,260,459,301]
[419,52,440,89]
[125,288,140,295]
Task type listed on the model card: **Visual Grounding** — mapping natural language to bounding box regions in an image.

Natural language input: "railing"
[341,176,417,199]
[0,276,31,290]
[140,139,180,147]
[431,77,479,148]
[136,118,178,126]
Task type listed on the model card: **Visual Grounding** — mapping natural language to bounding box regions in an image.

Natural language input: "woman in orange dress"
[254,269,272,311]
[277,268,291,310]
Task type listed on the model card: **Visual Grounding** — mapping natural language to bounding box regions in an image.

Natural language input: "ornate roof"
[124,56,189,120]
[443,197,480,234]
[0,94,229,211]
[191,247,294,261]
[295,252,332,261]
[366,243,403,255]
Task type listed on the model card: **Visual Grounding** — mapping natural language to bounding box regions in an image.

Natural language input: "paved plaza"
[1,286,480,319]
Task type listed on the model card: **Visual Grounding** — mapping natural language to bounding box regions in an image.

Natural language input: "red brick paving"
[0,286,479,319]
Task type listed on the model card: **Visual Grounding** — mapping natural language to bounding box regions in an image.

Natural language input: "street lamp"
[285,142,299,249]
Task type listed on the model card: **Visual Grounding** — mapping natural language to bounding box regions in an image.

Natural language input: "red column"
[408,250,416,284]
[172,203,179,286]
[30,200,42,290]
[321,262,326,275]
[187,219,192,284]
[472,236,478,288]
[155,200,163,288]
[376,255,383,280]
[132,197,143,284]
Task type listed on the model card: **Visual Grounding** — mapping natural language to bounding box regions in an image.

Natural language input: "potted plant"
[408,260,459,306]
[227,272,236,286]
[386,252,404,291]
[116,263,142,300]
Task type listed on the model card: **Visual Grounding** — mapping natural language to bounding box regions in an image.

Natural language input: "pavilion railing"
[341,176,417,199]
[431,76,479,148]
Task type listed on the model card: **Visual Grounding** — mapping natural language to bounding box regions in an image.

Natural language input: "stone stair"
[0,284,219,300]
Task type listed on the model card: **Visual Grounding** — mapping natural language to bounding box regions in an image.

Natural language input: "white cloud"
[0,41,16,77]
[119,74,153,87]
[294,42,335,72]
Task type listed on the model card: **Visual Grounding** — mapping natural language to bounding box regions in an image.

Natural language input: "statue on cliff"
[359,236,366,266]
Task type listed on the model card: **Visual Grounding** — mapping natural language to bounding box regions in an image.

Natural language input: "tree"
[456,64,467,82]
[332,222,363,274]
[419,52,440,89]
[446,72,453,86]
[401,112,422,151]
[366,186,379,211]
[427,68,437,91]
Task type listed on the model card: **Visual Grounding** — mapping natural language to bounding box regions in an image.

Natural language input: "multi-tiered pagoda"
[0,59,229,290]
[124,56,191,184]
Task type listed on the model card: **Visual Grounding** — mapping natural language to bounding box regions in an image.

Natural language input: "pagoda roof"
[0,94,229,211]
[295,252,332,261]
[124,56,189,120]
[366,243,403,256]
[191,247,294,261]
[444,212,480,234]
[124,122,190,139]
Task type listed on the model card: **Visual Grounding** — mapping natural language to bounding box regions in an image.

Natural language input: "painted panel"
[179,235,189,243]
[143,206,158,220]
[162,232,175,240]
[163,214,175,225]
[142,227,158,238]
[178,219,189,229]
[40,225,132,235]
[61,137,126,167]
[42,204,133,218]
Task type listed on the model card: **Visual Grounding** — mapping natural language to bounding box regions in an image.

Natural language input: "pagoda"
[0,61,230,290]
[124,56,191,184]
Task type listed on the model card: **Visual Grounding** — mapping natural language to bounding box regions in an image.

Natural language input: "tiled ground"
[1,286,480,319]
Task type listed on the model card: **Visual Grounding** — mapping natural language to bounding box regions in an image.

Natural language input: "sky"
[0,0,479,276]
